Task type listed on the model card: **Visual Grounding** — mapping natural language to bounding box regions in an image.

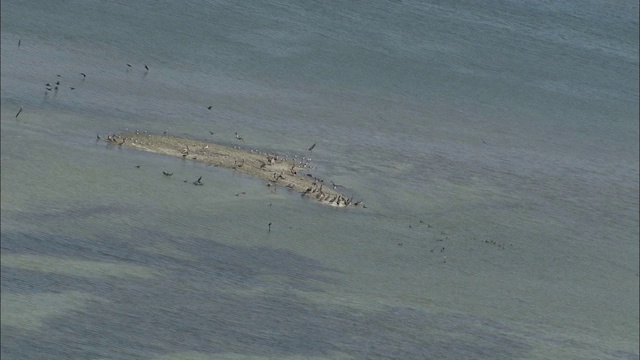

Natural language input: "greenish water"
[2,1,638,359]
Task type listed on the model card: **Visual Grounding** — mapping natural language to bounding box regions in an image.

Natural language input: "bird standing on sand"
[15,106,23,118]
[235,132,245,143]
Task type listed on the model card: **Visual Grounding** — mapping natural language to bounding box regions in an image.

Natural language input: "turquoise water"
[2,1,638,359]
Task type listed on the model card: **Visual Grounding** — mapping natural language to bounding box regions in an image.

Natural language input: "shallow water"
[2,1,638,359]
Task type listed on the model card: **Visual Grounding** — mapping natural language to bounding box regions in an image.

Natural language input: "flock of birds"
[14,37,370,231]
[11,38,511,256]
[14,38,152,119]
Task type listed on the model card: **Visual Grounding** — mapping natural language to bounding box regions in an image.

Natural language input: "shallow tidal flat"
[118,133,354,207]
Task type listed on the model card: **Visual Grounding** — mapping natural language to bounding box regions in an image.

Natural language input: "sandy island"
[108,133,361,208]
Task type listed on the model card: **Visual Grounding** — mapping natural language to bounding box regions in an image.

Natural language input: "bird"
[70,87,75,90]
[330,181,345,190]
[135,165,141,168]
[268,222,272,232]
[144,64,149,71]
[15,106,23,118]
[96,133,101,140]
[80,73,86,78]
[18,39,21,47]
[235,132,245,143]
[207,106,212,110]
[162,171,173,176]
[307,143,316,151]
[209,131,215,135]
[193,176,203,186]
[127,63,132,68]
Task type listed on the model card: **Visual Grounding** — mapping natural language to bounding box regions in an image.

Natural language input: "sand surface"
[111,133,359,208]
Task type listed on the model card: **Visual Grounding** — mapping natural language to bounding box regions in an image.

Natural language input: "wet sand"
[113,133,358,208]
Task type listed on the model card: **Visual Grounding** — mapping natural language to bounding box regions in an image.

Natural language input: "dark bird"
[193,176,203,186]
[127,63,132,68]
[46,83,51,87]
[80,73,86,78]
[207,106,212,110]
[56,81,60,86]
[235,132,245,143]
[56,74,61,77]
[18,39,21,47]
[70,87,75,90]
[307,143,316,151]
[162,171,173,176]
[209,131,215,135]
[144,64,149,71]
[96,133,101,140]
[330,181,345,190]
[268,222,272,232]
[15,106,23,118]
[135,165,141,168]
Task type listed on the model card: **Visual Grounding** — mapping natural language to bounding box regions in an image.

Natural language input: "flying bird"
[162,171,173,176]
[307,143,316,151]
[235,132,245,143]
[15,106,23,118]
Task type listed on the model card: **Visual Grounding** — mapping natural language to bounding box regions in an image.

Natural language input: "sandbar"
[110,133,359,208]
